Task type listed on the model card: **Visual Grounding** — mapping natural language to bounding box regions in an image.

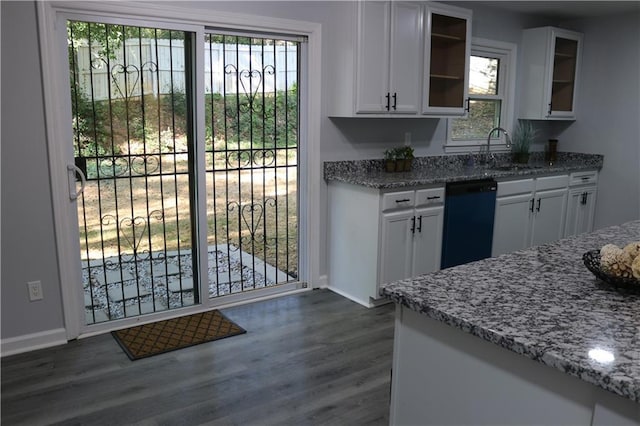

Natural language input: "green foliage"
[384,146,414,160]
[205,84,298,150]
[68,20,298,159]
[511,120,538,154]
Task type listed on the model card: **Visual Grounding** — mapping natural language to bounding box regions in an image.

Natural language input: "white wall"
[555,12,640,228]
[1,1,638,347]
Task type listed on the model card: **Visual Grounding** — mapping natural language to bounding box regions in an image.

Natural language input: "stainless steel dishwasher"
[441,178,497,269]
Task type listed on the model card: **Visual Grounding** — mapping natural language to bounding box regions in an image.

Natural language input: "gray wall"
[555,12,640,228]
[1,1,638,343]
[1,1,66,338]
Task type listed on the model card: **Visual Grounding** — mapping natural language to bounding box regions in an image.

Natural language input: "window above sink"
[445,38,517,154]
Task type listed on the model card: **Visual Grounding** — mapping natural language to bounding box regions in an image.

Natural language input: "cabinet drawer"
[569,171,598,186]
[497,179,534,197]
[415,187,445,207]
[535,174,569,191]
[382,191,415,211]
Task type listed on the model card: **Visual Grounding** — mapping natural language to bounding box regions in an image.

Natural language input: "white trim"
[37,1,323,340]
[1,328,67,357]
[445,37,517,154]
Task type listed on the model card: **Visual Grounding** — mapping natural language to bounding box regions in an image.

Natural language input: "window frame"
[445,37,517,153]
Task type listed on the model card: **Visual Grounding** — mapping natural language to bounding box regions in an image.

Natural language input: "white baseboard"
[317,274,328,289]
[1,328,67,357]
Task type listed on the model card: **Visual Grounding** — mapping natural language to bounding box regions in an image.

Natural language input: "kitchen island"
[382,220,640,425]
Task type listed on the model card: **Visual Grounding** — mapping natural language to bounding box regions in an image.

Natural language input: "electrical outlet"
[27,281,43,301]
[404,132,412,146]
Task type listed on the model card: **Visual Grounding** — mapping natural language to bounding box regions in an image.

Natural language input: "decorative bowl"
[582,250,640,294]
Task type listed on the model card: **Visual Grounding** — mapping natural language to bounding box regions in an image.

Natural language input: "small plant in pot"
[384,147,414,172]
[400,146,414,171]
[511,120,537,164]
[384,148,398,172]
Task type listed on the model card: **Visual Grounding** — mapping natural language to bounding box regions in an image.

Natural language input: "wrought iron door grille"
[204,33,299,297]
[68,21,301,324]
[68,21,197,324]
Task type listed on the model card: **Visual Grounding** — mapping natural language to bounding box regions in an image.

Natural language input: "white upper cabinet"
[519,27,583,120]
[355,1,423,114]
[422,3,472,116]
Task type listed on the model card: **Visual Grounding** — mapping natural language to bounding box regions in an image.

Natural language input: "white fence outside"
[75,39,298,101]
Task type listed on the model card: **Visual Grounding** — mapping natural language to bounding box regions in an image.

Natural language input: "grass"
[78,138,298,278]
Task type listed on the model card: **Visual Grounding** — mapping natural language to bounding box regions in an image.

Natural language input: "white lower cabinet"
[493,190,533,256]
[380,203,444,284]
[530,184,569,246]
[492,175,569,256]
[328,182,444,307]
[380,210,414,284]
[565,171,598,237]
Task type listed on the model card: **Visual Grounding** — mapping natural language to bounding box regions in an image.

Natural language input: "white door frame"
[37,1,322,340]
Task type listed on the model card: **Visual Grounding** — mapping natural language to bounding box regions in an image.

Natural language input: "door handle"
[529,198,535,212]
[67,164,87,200]
[392,92,397,110]
[410,216,416,234]
[385,93,390,111]
[536,198,541,212]
[547,102,552,116]
[417,215,422,233]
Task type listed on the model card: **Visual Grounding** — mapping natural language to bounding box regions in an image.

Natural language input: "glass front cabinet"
[422,3,472,116]
[519,27,583,120]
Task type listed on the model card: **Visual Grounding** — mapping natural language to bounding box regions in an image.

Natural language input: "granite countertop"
[324,152,603,189]
[381,220,640,402]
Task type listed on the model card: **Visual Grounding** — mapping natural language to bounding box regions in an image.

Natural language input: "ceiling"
[473,1,640,19]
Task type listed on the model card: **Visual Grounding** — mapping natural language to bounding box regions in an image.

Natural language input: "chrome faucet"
[484,127,512,166]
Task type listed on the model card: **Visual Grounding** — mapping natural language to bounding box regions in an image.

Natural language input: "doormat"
[112,310,246,360]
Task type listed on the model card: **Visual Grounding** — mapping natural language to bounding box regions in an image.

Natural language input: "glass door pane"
[552,37,578,112]
[68,21,197,324]
[204,33,299,299]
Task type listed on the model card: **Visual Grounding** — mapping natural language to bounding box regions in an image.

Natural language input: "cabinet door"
[492,193,533,256]
[520,27,582,120]
[356,0,391,113]
[389,1,422,114]
[380,210,414,284]
[531,187,568,246]
[565,186,597,237]
[548,29,581,119]
[422,4,471,115]
[412,206,444,277]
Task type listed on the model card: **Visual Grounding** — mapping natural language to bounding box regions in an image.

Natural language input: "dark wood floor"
[2,289,395,425]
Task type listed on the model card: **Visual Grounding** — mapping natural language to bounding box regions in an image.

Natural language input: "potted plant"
[384,148,398,172]
[400,146,414,172]
[384,147,415,172]
[511,120,537,164]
